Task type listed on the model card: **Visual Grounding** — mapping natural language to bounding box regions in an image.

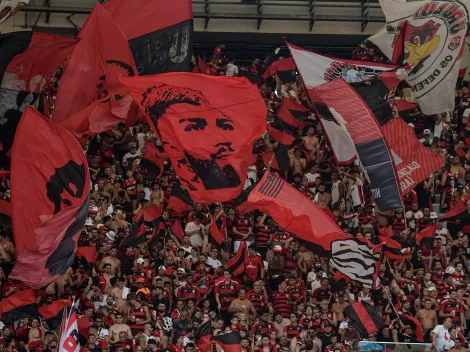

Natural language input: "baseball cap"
[430,212,438,219]
[135,277,146,283]
[273,245,283,253]
[177,268,185,274]
[136,258,145,265]
[423,129,431,135]
[408,123,415,128]
[428,286,436,292]
[97,224,106,231]
[158,265,166,271]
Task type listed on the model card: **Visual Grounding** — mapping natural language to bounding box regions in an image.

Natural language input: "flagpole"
[383,258,405,327]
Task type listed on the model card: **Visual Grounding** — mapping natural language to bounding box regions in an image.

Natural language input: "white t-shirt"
[185,222,204,246]
[206,257,222,269]
[122,150,142,165]
[432,325,452,352]
[350,178,364,208]
[225,63,239,77]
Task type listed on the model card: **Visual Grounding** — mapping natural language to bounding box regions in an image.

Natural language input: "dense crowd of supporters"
[0,44,469,352]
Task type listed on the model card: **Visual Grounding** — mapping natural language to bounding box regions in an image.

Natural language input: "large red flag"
[53,3,137,125]
[382,118,444,196]
[104,0,193,75]
[10,107,90,288]
[378,235,404,261]
[416,224,437,245]
[248,172,381,288]
[262,57,297,83]
[0,31,79,171]
[121,73,266,203]
[138,142,166,181]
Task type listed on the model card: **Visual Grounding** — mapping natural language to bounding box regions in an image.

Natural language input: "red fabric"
[121,73,266,203]
[53,3,137,125]
[378,226,394,238]
[0,199,11,217]
[277,97,306,129]
[104,0,193,41]
[198,335,213,352]
[394,100,416,112]
[171,219,185,240]
[2,32,78,94]
[75,247,98,263]
[209,214,224,245]
[378,235,404,261]
[138,141,165,180]
[382,118,444,196]
[402,314,424,342]
[266,123,296,146]
[439,199,466,220]
[226,240,247,277]
[167,184,193,213]
[262,57,296,79]
[38,300,72,320]
[0,289,36,313]
[9,107,90,288]
[132,204,162,223]
[416,224,437,245]
[193,56,210,74]
[0,170,9,178]
[352,302,378,335]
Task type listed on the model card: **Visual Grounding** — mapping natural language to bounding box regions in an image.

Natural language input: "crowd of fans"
[0,43,469,352]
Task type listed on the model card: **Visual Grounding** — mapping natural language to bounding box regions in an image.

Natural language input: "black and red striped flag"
[208,214,224,247]
[104,0,193,75]
[0,289,39,324]
[261,143,290,171]
[416,224,437,247]
[344,301,384,337]
[171,219,185,241]
[401,314,424,342]
[382,118,444,196]
[232,184,257,215]
[226,240,248,277]
[138,142,166,181]
[76,246,98,276]
[196,320,213,352]
[167,183,194,214]
[248,172,382,288]
[378,235,404,261]
[278,97,307,129]
[132,204,162,227]
[313,73,403,211]
[39,300,72,330]
[262,57,297,83]
[211,331,242,352]
[122,215,146,248]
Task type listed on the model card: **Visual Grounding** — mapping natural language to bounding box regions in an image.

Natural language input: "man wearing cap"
[131,258,149,285]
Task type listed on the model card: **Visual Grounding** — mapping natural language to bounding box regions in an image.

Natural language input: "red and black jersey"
[123,178,137,197]
[312,288,331,302]
[225,217,236,239]
[129,306,147,332]
[177,284,199,301]
[272,291,293,317]
[415,217,435,232]
[391,216,406,233]
[250,321,276,335]
[247,290,269,314]
[286,285,302,303]
[283,246,296,272]
[443,172,458,194]
[440,299,464,325]
[272,231,290,243]
[299,317,312,329]
[215,280,240,311]
[254,224,272,247]
[131,269,149,284]
[233,216,251,241]
[193,274,213,297]
[244,255,263,281]
[403,191,418,211]
[283,324,301,339]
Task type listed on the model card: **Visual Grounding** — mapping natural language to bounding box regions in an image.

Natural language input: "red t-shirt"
[244,255,263,281]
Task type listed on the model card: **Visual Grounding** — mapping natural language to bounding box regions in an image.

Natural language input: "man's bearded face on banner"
[144,84,242,191]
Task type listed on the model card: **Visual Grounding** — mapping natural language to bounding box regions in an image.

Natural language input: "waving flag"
[167,183,194,213]
[53,3,137,125]
[369,0,470,114]
[121,73,266,203]
[0,289,39,324]
[248,172,381,288]
[287,42,396,164]
[138,142,166,181]
[196,320,213,352]
[312,74,404,211]
[211,332,242,352]
[378,235,404,261]
[278,97,307,129]
[262,57,297,83]
[122,215,147,248]
[226,240,248,277]
[104,0,193,75]
[382,117,444,196]
[0,31,78,170]
[10,107,90,288]
[39,300,72,330]
[59,307,80,352]
[344,302,384,336]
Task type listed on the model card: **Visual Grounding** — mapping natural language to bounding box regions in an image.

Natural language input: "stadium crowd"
[0,43,468,352]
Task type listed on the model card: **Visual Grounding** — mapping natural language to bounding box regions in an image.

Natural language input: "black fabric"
[0,31,32,84]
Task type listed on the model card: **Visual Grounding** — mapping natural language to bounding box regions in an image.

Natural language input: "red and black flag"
[313,73,403,211]
[344,301,384,337]
[278,97,308,129]
[122,215,147,248]
[261,143,290,171]
[211,331,242,352]
[121,73,266,203]
[400,314,424,342]
[132,204,162,227]
[226,240,248,277]
[53,3,137,128]
[196,320,213,352]
[167,183,194,213]
[171,219,185,240]
[262,57,297,84]
[232,184,257,215]
[248,172,381,288]
[266,119,297,147]
[394,99,416,120]
[382,118,444,196]
[208,214,224,247]
[416,224,437,247]
[39,300,72,331]
[104,0,193,75]
[378,235,404,261]
[192,57,210,75]
[0,199,10,232]
[0,31,78,171]
[75,246,98,276]
[138,142,166,181]
[0,289,39,324]
[9,107,90,288]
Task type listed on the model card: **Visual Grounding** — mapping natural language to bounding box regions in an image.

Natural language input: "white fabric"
[369,0,470,114]
[432,325,452,352]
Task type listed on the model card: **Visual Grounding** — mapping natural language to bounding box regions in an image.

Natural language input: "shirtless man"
[416,298,438,332]
[110,276,130,315]
[302,127,319,158]
[290,149,307,175]
[314,183,331,209]
[109,313,132,343]
[27,318,43,349]
[100,247,121,277]
[228,289,257,323]
[46,267,74,298]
